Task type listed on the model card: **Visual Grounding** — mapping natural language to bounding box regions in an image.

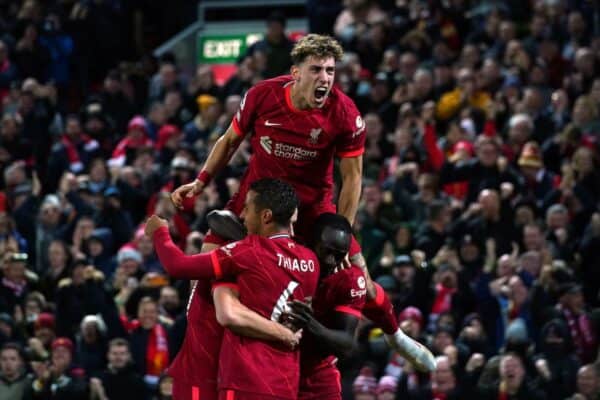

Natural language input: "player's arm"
[287,300,360,359]
[213,285,300,349]
[146,215,223,280]
[171,122,244,208]
[338,155,363,225]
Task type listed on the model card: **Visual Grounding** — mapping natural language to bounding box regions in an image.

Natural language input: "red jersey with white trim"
[221,75,366,216]
[213,234,320,399]
[166,279,222,396]
[299,265,366,399]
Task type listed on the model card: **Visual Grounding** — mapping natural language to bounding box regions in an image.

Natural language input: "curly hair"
[291,34,344,65]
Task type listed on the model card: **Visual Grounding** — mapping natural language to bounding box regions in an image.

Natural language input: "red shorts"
[172,380,217,400]
[298,363,342,400]
[218,389,288,400]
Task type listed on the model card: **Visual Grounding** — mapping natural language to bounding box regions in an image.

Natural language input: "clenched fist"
[145,215,168,237]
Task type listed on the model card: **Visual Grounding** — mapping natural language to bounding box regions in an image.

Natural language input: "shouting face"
[291,56,336,109]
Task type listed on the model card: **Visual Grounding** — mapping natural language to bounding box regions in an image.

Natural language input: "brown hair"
[291,34,343,65]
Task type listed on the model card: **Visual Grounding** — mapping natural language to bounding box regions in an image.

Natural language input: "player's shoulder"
[328,86,362,125]
[217,237,254,255]
[337,265,366,288]
[252,75,294,93]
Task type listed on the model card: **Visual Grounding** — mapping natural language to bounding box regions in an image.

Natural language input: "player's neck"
[290,82,311,110]
[260,225,291,238]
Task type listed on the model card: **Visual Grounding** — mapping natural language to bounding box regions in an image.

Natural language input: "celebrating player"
[171,33,434,373]
[147,179,319,400]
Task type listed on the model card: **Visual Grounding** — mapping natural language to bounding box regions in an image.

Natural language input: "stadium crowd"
[0,0,600,399]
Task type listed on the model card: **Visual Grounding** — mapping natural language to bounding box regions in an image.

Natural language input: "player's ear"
[262,209,274,225]
[291,65,299,81]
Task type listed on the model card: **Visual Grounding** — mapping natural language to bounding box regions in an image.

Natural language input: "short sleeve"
[212,240,254,279]
[331,268,367,318]
[232,86,261,137]
[335,98,366,158]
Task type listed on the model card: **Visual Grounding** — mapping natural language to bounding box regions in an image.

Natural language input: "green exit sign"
[198,33,263,64]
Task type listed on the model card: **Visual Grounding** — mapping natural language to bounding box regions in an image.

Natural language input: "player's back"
[216,234,320,399]
[167,280,222,393]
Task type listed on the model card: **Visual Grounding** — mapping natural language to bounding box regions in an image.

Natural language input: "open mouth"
[314,86,328,104]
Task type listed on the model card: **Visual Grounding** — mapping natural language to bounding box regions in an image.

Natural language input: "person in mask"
[534,319,579,400]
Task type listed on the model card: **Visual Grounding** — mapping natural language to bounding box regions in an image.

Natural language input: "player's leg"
[349,238,436,373]
[298,365,342,400]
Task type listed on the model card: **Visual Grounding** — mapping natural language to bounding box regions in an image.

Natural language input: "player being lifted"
[171,34,434,373]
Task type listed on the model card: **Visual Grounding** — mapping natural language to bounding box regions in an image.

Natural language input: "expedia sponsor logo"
[260,136,318,160]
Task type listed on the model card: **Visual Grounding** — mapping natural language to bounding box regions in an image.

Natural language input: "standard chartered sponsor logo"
[259,136,318,160]
[260,136,273,154]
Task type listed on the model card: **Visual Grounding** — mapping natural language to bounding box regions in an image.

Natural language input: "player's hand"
[285,300,322,335]
[171,180,204,209]
[145,215,168,237]
[280,327,302,350]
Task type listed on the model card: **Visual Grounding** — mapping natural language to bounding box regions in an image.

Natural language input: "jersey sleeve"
[335,97,366,158]
[211,240,255,279]
[232,85,262,138]
[331,268,367,318]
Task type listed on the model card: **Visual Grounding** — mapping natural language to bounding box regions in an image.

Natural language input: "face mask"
[356,81,372,97]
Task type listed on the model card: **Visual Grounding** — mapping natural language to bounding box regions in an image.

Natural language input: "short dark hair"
[249,179,298,227]
[312,213,352,250]
[1,342,25,360]
[427,200,447,221]
[108,338,130,351]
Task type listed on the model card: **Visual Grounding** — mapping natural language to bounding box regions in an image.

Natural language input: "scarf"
[61,133,98,173]
[2,277,26,297]
[146,323,170,378]
[498,381,508,400]
[109,135,153,167]
[431,283,456,315]
[559,304,596,362]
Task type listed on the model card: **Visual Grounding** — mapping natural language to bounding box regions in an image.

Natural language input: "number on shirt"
[270,281,299,321]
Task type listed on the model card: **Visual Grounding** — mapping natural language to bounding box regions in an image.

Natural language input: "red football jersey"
[213,233,320,399]
[167,280,222,397]
[299,266,367,399]
[205,75,365,238]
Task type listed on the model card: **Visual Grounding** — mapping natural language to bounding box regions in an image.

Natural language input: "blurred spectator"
[0,342,29,399]
[244,11,294,79]
[128,296,171,389]
[28,337,88,399]
[568,364,600,400]
[90,338,147,400]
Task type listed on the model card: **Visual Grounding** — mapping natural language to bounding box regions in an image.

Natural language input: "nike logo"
[265,120,282,127]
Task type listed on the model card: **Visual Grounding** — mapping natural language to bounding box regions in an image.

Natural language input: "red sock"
[362,283,399,334]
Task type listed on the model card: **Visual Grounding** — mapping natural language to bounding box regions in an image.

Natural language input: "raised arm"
[146,216,221,280]
[213,285,301,349]
[171,123,244,209]
[338,155,363,225]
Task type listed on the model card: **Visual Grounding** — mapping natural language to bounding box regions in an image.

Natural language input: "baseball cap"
[398,306,424,328]
[35,313,55,330]
[51,337,74,354]
[393,254,413,268]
